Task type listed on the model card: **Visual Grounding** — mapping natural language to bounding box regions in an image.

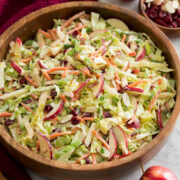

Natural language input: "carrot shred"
[61,11,85,30]
[157,73,166,85]
[165,102,170,112]
[0,112,12,117]
[38,29,53,40]
[31,94,38,100]
[9,80,14,86]
[81,117,94,121]
[36,140,40,151]
[60,94,66,102]
[61,67,69,78]
[75,152,91,164]
[80,67,91,77]
[24,75,39,87]
[41,70,52,81]
[149,90,161,112]
[91,130,109,149]
[132,68,140,74]
[48,29,57,41]
[121,34,126,43]
[128,80,148,87]
[67,24,86,35]
[69,70,81,75]
[20,102,33,112]
[129,52,136,57]
[20,54,35,63]
[92,153,96,164]
[46,67,67,74]
[114,72,121,90]
[49,131,75,140]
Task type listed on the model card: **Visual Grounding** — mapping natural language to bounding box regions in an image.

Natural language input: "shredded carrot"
[24,75,39,87]
[75,152,91,164]
[129,52,136,57]
[67,24,86,35]
[20,102,33,112]
[128,80,148,87]
[114,72,121,90]
[0,112,12,117]
[21,54,35,63]
[81,117,94,121]
[92,130,109,149]
[149,90,161,112]
[9,80,14,86]
[121,34,126,43]
[165,102,170,112]
[49,131,75,140]
[103,56,116,67]
[61,11,85,30]
[61,67,69,78]
[80,67,91,77]
[92,153,96,164]
[48,29,57,41]
[60,94,66,102]
[38,29,53,40]
[31,94,38,100]
[157,73,166,85]
[69,70,81,75]
[46,67,67,74]
[132,68,140,74]
[41,70,52,81]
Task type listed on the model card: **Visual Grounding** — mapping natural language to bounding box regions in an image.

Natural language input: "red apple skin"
[96,74,104,98]
[140,166,177,180]
[38,60,47,69]
[136,48,146,60]
[11,61,23,75]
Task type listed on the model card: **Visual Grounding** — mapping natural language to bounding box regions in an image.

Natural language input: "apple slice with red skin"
[16,37,22,46]
[44,100,64,121]
[140,166,177,180]
[38,60,48,69]
[157,107,163,129]
[92,74,104,98]
[108,129,118,160]
[136,47,146,61]
[112,126,129,155]
[73,78,90,94]
[11,61,23,75]
[37,132,52,159]
[123,85,144,93]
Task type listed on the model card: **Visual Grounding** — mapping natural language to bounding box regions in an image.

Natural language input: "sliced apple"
[97,147,110,158]
[73,78,90,94]
[84,123,96,147]
[16,37,22,46]
[108,129,118,160]
[112,126,129,155]
[122,93,130,107]
[38,60,48,69]
[11,61,23,75]
[92,74,104,98]
[107,18,129,31]
[44,100,64,121]
[136,47,146,60]
[0,62,5,91]
[123,85,144,93]
[157,107,163,129]
[37,132,52,159]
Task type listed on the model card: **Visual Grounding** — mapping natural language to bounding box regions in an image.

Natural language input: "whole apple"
[140,166,177,180]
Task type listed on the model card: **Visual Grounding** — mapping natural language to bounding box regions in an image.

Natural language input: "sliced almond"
[172,0,179,9]
[165,2,176,13]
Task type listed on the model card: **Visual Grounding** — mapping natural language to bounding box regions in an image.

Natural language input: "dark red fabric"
[0,0,97,35]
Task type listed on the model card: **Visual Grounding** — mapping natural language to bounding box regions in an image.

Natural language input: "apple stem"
[139,159,144,174]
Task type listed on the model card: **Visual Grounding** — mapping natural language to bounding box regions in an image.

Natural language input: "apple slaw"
[0,12,176,164]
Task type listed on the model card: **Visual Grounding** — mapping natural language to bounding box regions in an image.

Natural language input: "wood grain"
[0,1,180,180]
[139,0,180,37]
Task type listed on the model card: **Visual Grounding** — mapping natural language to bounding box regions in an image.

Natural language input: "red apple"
[123,85,144,93]
[112,126,129,155]
[84,123,96,147]
[38,60,48,69]
[136,47,146,60]
[11,61,23,75]
[109,129,118,160]
[37,132,52,159]
[95,74,104,98]
[73,78,90,94]
[44,100,64,121]
[140,166,177,180]
[157,107,163,129]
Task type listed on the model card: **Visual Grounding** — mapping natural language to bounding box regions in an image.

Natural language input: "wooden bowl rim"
[0,1,180,171]
[139,0,180,31]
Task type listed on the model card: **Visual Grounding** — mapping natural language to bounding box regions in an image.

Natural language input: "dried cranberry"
[177,9,180,16]
[70,109,78,116]
[19,78,27,84]
[176,18,180,26]
[172,22,177,28]
[150,5,159,12]
[71,116,80,125]
[164,15,173,24]
[126,119,140,129]
[72,30,79,38]
[155,19,167,27]
[103,111,112,118]
[44,104,53,113]
[159,10,167,19]
[85,157,91,164]
[5,119,15,127]
[50,89,57,99]
[149,11,158,19]
[23,99,32,104]
[51,128,61,134]
[63,49,67,54]
[60,60,69,66]
[82,112,93,117]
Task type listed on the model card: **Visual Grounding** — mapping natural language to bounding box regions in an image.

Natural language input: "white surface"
[28,1,180,179]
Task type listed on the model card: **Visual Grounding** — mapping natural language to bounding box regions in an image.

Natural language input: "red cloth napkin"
[0,0,97,35]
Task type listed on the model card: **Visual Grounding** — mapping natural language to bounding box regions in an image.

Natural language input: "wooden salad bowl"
[0,2,180,180]
[139,0,180,36]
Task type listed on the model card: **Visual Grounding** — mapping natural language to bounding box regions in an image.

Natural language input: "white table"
[28,1,180,179]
